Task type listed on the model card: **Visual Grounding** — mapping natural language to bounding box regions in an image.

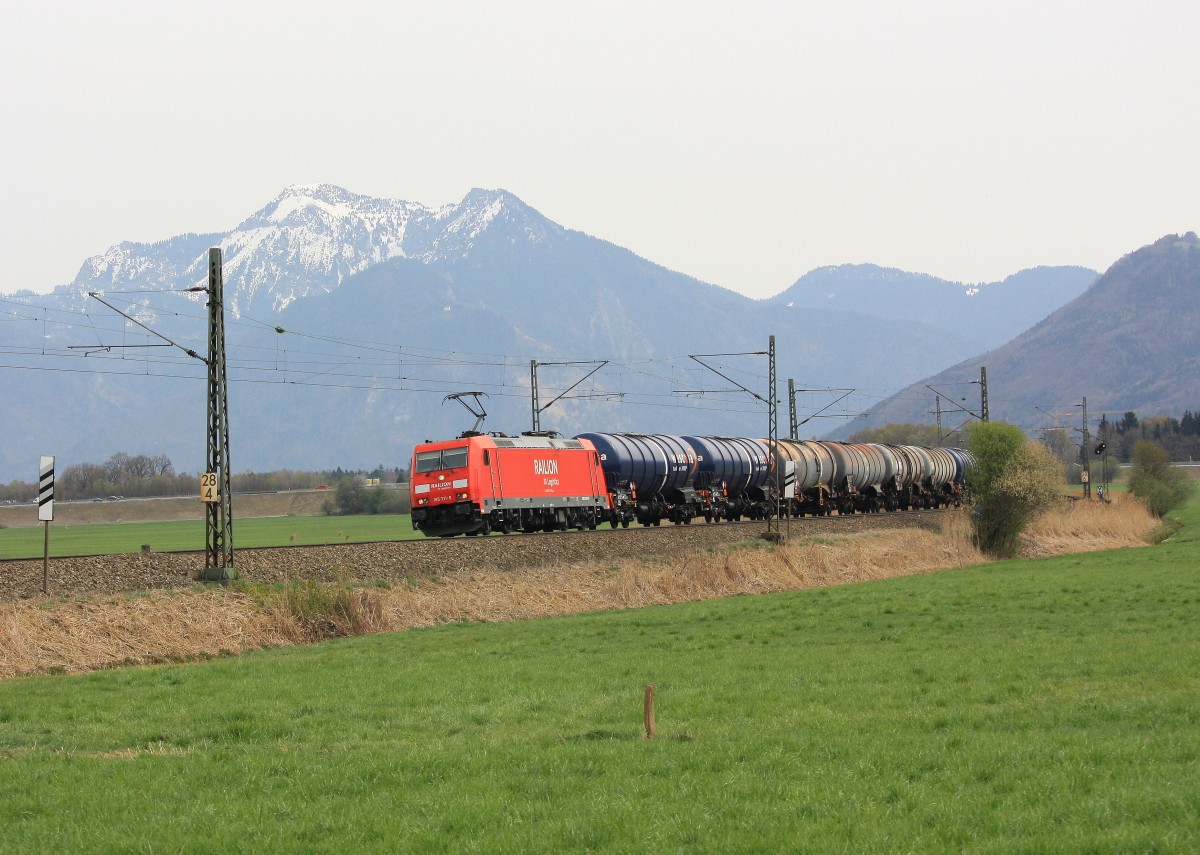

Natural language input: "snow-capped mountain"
[70,184,553,315]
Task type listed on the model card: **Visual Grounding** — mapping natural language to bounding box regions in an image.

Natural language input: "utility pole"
[1080,396,1090,499]
[530,359,539,432]
[678,342,777,530]
[979,366,989,422]
[787,378,798,440]
[529,359,609,434]
[202,248,235,580]
[768,336,780,533]
[927,366,989,443]
[83,253,233,580]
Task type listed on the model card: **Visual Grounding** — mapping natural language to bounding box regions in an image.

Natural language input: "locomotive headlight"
[418,498,429,505]
[457,492,468,500]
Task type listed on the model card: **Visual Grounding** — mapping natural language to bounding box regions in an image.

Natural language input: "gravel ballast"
[0,514,943,602]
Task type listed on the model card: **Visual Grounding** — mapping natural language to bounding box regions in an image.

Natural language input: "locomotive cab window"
[415,447,469,473]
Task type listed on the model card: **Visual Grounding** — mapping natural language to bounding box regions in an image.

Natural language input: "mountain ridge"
[771,262,1097,350]
[844,232,1200,435]
[0,185,1101,481]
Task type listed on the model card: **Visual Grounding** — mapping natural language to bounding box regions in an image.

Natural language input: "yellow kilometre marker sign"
[200,472,219,503]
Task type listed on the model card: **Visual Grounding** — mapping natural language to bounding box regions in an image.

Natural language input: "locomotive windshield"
[415,446,469,473]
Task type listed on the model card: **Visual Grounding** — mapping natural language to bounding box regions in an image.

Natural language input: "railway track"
[0,509,948,603]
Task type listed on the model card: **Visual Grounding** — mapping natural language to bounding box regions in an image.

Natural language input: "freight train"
[410,430,974,538]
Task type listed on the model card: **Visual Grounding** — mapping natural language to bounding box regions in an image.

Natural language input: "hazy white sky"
[4,0,1197,299]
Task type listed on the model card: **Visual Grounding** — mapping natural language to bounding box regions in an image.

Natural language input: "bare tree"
[126,455,155,482]
[103,452,131,483]
[150,455,175,477]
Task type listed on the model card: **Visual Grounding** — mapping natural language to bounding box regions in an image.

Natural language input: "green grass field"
[0,499,1196,852]
[0,513,420,559]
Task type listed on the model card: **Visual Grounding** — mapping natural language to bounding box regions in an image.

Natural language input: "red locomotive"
[409,433,611,537]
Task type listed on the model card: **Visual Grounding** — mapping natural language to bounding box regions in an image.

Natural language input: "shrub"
[361,487,406,515]
[1128,440,1195,517]
[330,477,407,515]
[968,422,1065,557]
[334,477,364,514]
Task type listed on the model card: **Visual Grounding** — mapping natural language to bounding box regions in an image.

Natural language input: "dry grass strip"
[0,500,1157,680]
[0,590,286,679]
[1020,493,1156,558]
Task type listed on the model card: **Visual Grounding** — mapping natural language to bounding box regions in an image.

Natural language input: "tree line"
[0,453,409,503]
[1096,411,1200,463]
[848,408,1200,466]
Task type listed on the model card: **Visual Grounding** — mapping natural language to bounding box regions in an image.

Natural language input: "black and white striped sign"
[38,455,54,522]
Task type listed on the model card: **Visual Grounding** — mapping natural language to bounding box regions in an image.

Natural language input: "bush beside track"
[0,514,941,602]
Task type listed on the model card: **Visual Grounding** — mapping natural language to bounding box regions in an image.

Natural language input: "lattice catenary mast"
[202,248,235,580]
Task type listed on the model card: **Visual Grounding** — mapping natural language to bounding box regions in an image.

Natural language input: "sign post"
[200,472,218,503]
[38,456,54,595]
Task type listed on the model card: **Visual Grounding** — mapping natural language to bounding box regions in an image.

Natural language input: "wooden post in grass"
[644,684,656,739]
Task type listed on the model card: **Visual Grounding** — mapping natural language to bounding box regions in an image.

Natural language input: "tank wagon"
[576,433,702,527]
[682,435,772,521]
[766,440,974,516]
[410,430,975,537]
